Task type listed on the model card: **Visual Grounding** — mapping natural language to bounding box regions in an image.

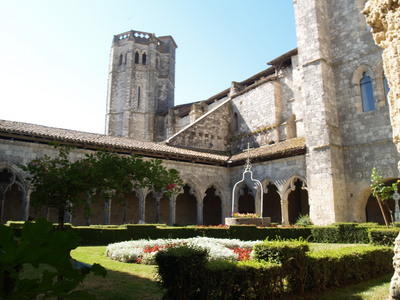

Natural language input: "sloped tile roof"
[0,120,306,166]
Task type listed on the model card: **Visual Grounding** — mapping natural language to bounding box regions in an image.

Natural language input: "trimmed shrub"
[311,223,370,243]
[252,240,309,294]
[368,228,400,246]
[155,245,208,300]
[205,260,283,300]
[306,245,393,292]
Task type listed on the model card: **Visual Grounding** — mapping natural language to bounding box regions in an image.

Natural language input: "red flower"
[167,183,178,190]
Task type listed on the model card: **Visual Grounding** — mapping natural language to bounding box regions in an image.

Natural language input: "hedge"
[368,228,400,246]
[155,241,393,299]
[306,245,393,291]
[6,221,399,246]
[252,240,309,294]
[311,223,371,243]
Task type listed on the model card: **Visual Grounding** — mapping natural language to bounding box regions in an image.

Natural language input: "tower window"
[118,54,123,66]
[233,112,239,132]
[134,52,139,64]
[383,74,390,105]
[360,72,375,112]
[142,53,147,65]
[138,86,141,106]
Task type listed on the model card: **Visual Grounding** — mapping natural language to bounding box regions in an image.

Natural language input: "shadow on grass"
[296,274,391,300]
[79,269,163,300]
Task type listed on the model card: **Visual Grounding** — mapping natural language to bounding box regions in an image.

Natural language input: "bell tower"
[105,30,177,141]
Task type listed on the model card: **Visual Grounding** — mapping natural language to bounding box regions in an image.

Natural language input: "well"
[225,217,271,226]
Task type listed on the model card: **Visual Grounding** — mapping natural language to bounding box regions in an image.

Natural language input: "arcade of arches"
[2,164,396,226]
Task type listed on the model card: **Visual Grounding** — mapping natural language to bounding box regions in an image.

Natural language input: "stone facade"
[0,0,399,227]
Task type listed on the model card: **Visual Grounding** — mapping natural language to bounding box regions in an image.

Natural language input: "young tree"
[22,145,182,229]
[370,167,399,228]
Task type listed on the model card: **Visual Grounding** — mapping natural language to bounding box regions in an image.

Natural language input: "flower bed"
[106,237,261,264]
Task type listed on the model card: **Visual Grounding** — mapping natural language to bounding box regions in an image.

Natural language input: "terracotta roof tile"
[0,120,306,166]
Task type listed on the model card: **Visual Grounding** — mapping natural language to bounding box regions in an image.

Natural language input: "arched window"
[134,52,139,64]
[138,86,141,106]
[360,72,375,112]
[383,74,390,105]
[118,54,123,66]
[142,53,147,65]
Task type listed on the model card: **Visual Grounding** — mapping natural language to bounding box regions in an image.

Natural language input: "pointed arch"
[374,60,390,107]
[352,65,376,113]
[261,178,282,223]
[365,177,400,225]
[280,175,309,224]
[134,51,140,64]
[0,164,28,223]
[203,184,222,225]
[144,191,157,223]
[175,183,198,225]
[142,52,147,65]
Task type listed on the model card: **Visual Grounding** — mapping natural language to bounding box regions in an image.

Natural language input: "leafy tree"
[21,146,92,230]
[0,218,106,299]
[370,167,400,228]
[21,145,182,230]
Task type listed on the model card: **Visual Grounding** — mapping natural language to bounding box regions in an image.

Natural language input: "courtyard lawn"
[71,246,163,300]
[70,245,392,300]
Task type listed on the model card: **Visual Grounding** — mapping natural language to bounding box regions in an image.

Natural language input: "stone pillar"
[169,194,177,226]
[152,191,164,224]
[363,3,400,299]
[294,0,347,225]
[104,199,111,225]
[138,191,145,224]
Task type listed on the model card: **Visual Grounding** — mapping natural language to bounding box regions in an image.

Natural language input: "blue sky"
[0,0,297,134]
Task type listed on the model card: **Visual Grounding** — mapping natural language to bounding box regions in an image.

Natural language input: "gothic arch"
[374,60,390,107]
[144,190,157,223]
[0,164,28,223]
[279,175,309,225]
[261,178,282,223]
[352,64,377,113]
[364,177,399,225]
[175,183,198,225]
[179,175,203,201]
[202,184,223,225]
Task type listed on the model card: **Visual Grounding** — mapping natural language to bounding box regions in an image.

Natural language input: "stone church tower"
[105,30,177,141]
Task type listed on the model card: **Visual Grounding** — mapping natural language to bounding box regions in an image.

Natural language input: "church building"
[0,0,399,226]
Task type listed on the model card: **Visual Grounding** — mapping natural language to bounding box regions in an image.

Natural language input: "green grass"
[296,274,391,300]
[70,245,392,300]
[71,246,163,300]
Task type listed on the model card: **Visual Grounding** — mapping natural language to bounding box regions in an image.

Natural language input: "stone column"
[169,194,177,226]
[152,191,164,224]
[363,2,400,299]
[294,0,347,225]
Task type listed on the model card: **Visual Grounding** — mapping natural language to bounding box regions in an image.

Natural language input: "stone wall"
[166,99,232,153]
